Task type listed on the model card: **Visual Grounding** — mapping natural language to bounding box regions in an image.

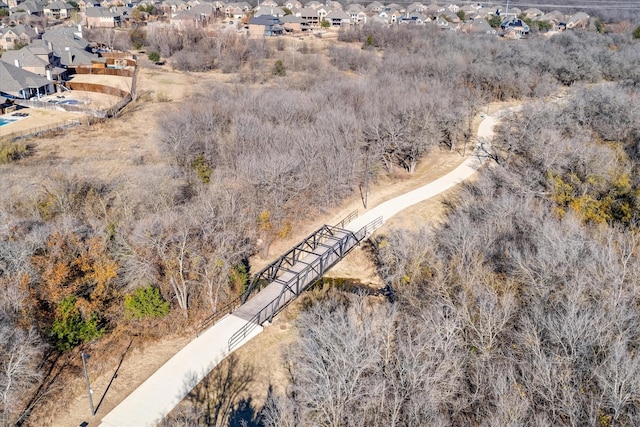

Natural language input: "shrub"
[124,285,170,319]
[51,296,103,351]
[273,59,286,76]
[633,25,640,39]
[148,51,160,63]
[0,141,28,163]
[192,153,212,183]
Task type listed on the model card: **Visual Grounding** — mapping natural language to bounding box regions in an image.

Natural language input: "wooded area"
[1,22,640,426]
[262,84,640,426]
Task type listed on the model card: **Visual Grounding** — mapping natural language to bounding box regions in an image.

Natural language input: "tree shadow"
[95,338,134,413]
[161,353,265,426]
[17,348,67,426]
[228,396,261,427]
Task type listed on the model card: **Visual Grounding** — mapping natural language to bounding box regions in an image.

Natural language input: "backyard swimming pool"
[48,99,82,105]
[0,117,17,127]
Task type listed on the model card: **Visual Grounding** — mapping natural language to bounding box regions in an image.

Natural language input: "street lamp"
[81,353,95,416]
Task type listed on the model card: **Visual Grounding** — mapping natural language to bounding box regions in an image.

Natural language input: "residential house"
[77,0,101,12]
[42,26,88,51]
[346,3,365,24]
[460,18,496,35]
[225,1,250,18]
[111,6,134,25]
[431,15,450,29]
[537,10,565,26]
[365,1,383,13]
[282,0,302,10]
[567,12,589,29]
[0,61,54,99]
[254,5,285,17]
[85,7,121,27]
[0,25,38,50]
[18,0,44,15]
[1,45,67,80]
[399,11,426,25]
[170,9,199,27]
[281,14,305,31]
[304,1,322,9]
[407,2,426,13]
[259,0,278,8]
[328,1,342,10]
[248,14,283,37]
[44,1,75,19]
[296,7,318,26]
[387,3,404,13]
[159,0,189,14]
[190,3,215,21]
[325,9,349,26]
[56,44,104,68]
[446,3,459,13]
[522,8,543,19]
[0,28,22,50]
[500,17,529,37]
[425,3,444,16]
[378,8,402,24]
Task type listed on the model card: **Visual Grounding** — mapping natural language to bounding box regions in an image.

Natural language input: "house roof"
[19,0,43,13]
[296,7,316,17]
[55,45,103,66]
[249,14,282,25]
[85,6,118,16]
[45,1,75,10]
[254,5,285,16]
[462,18,494,33]
[0,61,50,97]
[1,47,50,69]
[9,24,38,39]
[171,9,197,20]
[345,3,364,12]
[190,3,214,14]
[325,9,349,19]
[281,14,304,23]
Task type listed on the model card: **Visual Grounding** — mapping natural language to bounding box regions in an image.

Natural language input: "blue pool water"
[0,118,16,127]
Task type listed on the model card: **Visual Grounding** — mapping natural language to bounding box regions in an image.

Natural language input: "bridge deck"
[233,229,351,322]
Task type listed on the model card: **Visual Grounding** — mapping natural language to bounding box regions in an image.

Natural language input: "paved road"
[98,112,501,427]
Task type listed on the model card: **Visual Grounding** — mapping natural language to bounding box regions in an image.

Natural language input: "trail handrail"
[194,294,243,336]
[335,210,358,229]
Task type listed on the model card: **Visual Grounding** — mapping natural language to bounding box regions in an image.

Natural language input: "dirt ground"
[19,55,504,426]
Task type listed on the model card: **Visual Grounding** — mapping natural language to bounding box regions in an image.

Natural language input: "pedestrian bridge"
[229,214,382,350]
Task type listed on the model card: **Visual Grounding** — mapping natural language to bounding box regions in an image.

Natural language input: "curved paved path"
[346,113,498,233]
[99,112,502,427]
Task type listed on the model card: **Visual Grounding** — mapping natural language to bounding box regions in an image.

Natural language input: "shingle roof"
[0,61,50,97]
[1,47,49,68]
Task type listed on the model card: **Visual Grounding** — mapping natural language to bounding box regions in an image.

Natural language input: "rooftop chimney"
[14,59,20,68]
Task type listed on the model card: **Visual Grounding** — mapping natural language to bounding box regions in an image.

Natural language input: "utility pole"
[81,353,96,416]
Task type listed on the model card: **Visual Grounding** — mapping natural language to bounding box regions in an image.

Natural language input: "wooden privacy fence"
[73,66,134,77]
[66,82,130,98]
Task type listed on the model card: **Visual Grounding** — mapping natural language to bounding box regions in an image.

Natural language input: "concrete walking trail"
[98,112,501,427]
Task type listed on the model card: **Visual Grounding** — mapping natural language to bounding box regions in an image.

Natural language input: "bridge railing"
[228,216,382,351]
[242,224,344,303]
[194,294,243,336]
